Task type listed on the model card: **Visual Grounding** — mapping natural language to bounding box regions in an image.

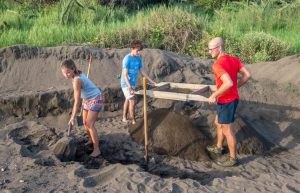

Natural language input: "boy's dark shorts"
[217,99,239,124]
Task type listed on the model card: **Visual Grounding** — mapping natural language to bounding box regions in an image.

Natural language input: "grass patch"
[0,0,299,63]
[207,0,299,61]
[96,6,205,55]
[241,32,290,63]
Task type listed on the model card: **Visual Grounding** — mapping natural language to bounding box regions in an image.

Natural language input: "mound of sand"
[128,109,210,161]
[249,55,300,90]
[128,108,272,162]
[0,45,212,119]
[0,45,212,93]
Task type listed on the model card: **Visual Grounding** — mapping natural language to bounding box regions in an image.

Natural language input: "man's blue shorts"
[217,99,239,124]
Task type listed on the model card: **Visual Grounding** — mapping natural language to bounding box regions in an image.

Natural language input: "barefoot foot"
[90,150,101,158]
[132,119,136,125]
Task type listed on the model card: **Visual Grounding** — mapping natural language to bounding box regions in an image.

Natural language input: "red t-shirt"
[212,55,244,104]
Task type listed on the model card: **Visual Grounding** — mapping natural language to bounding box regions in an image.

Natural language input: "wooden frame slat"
[135,82,216,102]
[151,83,170,91]
[191,86,209,95]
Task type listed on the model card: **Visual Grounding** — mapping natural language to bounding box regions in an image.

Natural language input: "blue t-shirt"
[120,53,143,88]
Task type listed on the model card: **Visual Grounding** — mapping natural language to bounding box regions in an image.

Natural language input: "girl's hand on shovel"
[68,117,75,126]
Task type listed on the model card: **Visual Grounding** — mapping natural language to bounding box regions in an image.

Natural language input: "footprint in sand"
[283,182,300,193]
[70,163,127,191]
[100,117,127,131]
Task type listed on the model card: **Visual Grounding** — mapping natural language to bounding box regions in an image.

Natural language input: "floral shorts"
[82,95,104,112]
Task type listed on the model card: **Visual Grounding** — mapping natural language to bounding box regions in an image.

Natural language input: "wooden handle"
[67,124,72,136]
[88,53,93,64]
[143,77,148,162]
[79,54,92,122]
[87,54,92,78]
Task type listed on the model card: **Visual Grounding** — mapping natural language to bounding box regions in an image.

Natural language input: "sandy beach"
[0,45,299,193]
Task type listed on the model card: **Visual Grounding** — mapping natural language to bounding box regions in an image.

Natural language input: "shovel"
[143,77,149,163]
[139,77,149,171]
[54,123,77,161]
[76,54,93,127]
[67,123,72,136]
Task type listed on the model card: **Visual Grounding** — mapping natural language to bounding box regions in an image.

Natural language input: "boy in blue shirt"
[121,40,156,124]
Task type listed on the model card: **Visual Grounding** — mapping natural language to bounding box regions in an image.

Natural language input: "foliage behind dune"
[0,0,299,63]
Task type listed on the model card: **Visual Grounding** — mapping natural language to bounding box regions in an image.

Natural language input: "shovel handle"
[78,54,92,117]
[87,54,92,78]
[143,77,149,162]
[67,124,72,136]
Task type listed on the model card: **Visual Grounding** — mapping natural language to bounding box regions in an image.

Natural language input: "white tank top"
[75,73,101,99]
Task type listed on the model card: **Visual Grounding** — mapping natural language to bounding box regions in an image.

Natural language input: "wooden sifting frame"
[135,82,216,102]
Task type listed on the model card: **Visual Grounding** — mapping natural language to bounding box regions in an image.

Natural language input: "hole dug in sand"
[5,119,145,170]
[5,121,99,167]
[6,121,60,166]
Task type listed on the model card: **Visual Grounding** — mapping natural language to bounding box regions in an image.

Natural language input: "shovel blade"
[77,115,83,126]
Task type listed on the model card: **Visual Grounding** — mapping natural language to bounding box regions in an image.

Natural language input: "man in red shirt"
[206,37,251,167]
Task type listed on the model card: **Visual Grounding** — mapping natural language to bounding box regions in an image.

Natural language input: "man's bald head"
[208,37,224,49]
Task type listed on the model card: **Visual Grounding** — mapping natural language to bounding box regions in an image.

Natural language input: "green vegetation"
[0,0,299,63]
[241,32,290,63]
[95,6,204,56]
